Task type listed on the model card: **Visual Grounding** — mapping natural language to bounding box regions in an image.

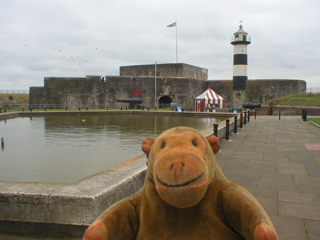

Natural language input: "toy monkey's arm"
[83,197,140,240]
[221,186,278,240]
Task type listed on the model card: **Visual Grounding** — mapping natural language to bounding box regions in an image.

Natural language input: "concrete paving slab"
[278,190,320,205]
[304,219,320,236]
[278,202,320,220]
[270,215,308,240]
[259,177,296,191]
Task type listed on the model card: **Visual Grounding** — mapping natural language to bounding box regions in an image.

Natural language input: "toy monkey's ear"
[141,137,156,157]
[206,135,220,154]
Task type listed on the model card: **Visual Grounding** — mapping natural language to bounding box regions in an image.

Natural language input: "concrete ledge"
[0,155,147,226]
[0,110,237,118]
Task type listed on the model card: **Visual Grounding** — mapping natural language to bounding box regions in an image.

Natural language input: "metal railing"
[0,90,29,94]
[307,87,320,93]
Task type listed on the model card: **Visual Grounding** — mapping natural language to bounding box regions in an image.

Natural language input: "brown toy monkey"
[84,126,278,240]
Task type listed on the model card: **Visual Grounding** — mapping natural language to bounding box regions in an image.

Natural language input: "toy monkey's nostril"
[170,163,185,169]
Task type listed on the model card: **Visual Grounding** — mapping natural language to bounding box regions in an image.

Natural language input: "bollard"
[226,119,230,140]
[255,109,257,119]
[148,107,150,111]
[240,113,243,128]
[29,108,32,112]
[234,116,238,134]
[22,108,24,112]
[244,112,247,125]
[121,108,123,111]
[279,109,281,120]
[86,107,88,111]
[4,109,6,113]
[79,107,81,111]
[248,110,250,122]
[302,108,307,121]
[213,123,218,137]
[65,107,68,111]
[155,107,157,111]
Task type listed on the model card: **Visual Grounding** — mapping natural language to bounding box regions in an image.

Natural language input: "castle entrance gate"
[158,96,172,108]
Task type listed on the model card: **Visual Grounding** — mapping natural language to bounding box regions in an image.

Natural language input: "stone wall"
[246,79,306,103]
[205,79,306,108]
[30,75,208,109]
[29,64,306,110]
[120,63,208,81]
[257,105,320,116]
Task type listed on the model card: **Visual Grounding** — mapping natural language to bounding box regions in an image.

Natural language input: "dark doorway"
[159,96,172,108]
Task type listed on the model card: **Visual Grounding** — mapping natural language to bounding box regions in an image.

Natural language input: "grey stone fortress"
[29,25,306,110]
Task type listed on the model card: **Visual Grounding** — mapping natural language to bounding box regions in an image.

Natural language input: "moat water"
[0,113,222,183]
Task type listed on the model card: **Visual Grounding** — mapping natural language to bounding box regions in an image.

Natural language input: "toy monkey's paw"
[253,223,278,240]
[83,221,108,240]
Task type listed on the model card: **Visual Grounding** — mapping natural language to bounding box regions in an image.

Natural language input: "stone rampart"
[120,63,208,81]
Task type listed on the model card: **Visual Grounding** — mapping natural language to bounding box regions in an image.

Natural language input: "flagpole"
[167,21,178,63]
[176,20,178,63]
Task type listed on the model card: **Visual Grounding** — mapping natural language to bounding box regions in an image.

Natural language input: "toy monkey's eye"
[192,140,198,147]
[161,142,166,149]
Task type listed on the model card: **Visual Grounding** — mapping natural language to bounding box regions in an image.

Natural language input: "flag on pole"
[167,22,176,27]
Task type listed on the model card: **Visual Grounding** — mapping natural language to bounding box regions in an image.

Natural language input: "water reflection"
[0,114,222,183]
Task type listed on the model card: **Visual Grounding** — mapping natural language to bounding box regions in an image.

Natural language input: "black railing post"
[234,116,238,134]
[213,123,218,137]
[240,113,243,128]
[248,110,250,122]
[255,109,257,119]
[302,108,307,121]
[279,109,281,120]
[226,119,230,140]
[244,112,247,125]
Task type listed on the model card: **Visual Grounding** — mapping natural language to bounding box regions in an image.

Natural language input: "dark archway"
[158,96,172,108]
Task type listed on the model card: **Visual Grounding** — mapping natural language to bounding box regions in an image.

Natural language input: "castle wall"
[246,79,306,103]
[29,73,306,110]
[120,63,208,81]
[205,79,306,108]
[30,75,208,109]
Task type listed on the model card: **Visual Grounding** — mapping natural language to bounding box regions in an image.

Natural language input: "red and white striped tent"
[195,88,225,112]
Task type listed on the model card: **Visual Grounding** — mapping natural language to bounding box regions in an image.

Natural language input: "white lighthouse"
[231,24,251,109]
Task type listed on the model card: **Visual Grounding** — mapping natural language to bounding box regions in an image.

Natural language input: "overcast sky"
[1,0,319,91]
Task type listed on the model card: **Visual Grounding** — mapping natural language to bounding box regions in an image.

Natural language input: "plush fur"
[84,126,278,240]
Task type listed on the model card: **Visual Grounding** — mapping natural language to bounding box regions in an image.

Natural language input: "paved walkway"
[217,116,320,240]
[1,116,320,240]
